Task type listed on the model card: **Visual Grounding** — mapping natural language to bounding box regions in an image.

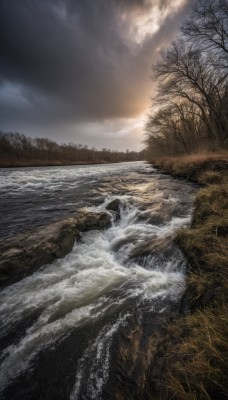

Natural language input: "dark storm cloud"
[0,0,136,119]
[0,0,191,142]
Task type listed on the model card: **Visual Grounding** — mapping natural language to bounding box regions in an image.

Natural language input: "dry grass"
[152,152,228,182]
[192,183,228,225]
[164,306,228,400]
[147,157,228,400]
[198,171,226,185]
[153,151,228,168]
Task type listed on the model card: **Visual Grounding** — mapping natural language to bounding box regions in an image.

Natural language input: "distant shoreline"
[0,132,145,168]
[0,160,142,168]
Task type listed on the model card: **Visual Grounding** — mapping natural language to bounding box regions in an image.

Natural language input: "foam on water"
[0,161,197,399]
[0,162,147,194]
[0,162,153,239]
[0,194,190,394]
[70,313,130,400]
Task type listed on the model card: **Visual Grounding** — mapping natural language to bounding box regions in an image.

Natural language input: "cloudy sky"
[0,0,191,150]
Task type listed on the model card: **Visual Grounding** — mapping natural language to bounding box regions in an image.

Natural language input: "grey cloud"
[0,0,191,144]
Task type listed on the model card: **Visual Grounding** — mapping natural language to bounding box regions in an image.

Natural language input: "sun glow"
[120,0,188,44]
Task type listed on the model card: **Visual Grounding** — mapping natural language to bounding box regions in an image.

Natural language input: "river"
[0,161,196,399]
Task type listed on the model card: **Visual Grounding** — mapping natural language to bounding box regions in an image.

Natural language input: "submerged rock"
[0,211,111,287]
[106,198,122,220]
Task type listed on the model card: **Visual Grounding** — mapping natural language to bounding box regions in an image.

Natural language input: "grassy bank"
[153,152,228,182]
[149,153,228,400]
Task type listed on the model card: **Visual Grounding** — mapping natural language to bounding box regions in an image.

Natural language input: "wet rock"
[106,198,122,220]
[0,211,111,287]
[76,211,111,231]
[129,237,172,259]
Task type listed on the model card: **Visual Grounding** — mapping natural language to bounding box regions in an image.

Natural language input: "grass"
[153,151,228,169]
[152,151,228,182]
[148,153,228,400]
[164,306,228,400]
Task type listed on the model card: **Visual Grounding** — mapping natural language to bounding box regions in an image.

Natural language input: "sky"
[0,0,192,151]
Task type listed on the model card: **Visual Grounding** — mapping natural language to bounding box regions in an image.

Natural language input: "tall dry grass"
[147,157,228,400]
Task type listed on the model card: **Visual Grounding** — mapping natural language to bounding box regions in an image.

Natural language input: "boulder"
[106,198,122,220]
[0,211,111,288]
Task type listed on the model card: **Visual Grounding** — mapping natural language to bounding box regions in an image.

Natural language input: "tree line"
[145,0,228,158]
[0,131,144,166]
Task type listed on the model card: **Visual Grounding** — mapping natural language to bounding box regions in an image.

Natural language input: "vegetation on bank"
[0,131,145,167]
[147,155,228,400]
[153,152,228,182]
[144,2,228,394]
[145,0,228,159]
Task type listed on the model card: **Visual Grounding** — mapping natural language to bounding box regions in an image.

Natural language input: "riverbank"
[0,159,122,168]
[152,152,228,182]
[146,153,228,399]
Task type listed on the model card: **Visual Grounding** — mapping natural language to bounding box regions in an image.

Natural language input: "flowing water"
[0,161,196,399]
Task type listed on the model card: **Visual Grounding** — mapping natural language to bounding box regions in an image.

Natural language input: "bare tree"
[145,0,228,159]
[155,41,228,141]
[0,132,144,165]
[183,0,228,57]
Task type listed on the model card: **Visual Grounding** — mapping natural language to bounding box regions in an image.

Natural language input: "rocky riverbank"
[0,211,111,288]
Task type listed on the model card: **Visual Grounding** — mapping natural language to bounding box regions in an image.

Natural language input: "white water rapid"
[0,162,196,400]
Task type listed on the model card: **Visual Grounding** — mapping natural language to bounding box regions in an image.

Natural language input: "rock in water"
[0,211,111,287]
[106,198,122,220]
